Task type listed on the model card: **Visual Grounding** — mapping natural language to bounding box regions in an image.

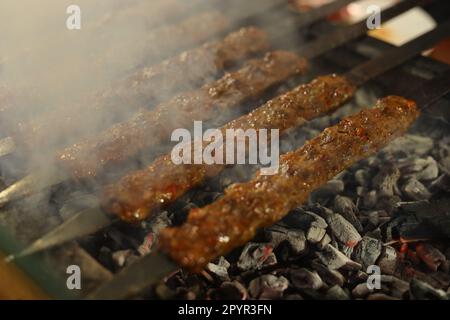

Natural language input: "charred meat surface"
[101,74,355,223]
[159,96,419,271]
[57,51,308,178]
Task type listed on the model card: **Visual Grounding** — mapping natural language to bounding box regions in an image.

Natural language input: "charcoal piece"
[409,278,448,300]
[316,244,361,271]
[440,260,450,273]
[354,169,370,187]
[373,165,400,197]
[317,233,332,250]
[311,260,345,287]
[356,186,367,197]
[363,190,378,208]
[248,274,289,299]
[351,283,373,298]
[381,275,409,298]
[377,245,398,275]
[307,225,326,244]
[366,211,381,227]
[325,285,350,300]
[290,268,323,290]
[352,236,382,270]
[326,213,362,249]
[430,174,450,193]
[402,178,432,201]
[399,156,439,182]
[264,224,306,255]
[333,196,363,232]
[392,199,450,239]
[424,271,450,290]
[206,257,230,281]
[213,281,248,300]
[440,155,450,175]
[237,243,277,271]
[314,180,344,197]
[307,204,337,224]
[284,209,328,230]
[367,293,399,300]
[381,134,433,157]
[416,243,446,272]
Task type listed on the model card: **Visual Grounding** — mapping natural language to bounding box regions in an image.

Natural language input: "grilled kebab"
[57,51,308,178]
[159,96,419,271]
[101,74,355,223]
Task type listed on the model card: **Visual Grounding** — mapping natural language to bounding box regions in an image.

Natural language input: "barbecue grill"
[0,0,449,300]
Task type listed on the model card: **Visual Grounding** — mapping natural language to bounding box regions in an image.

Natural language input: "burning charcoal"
[355,169,370,187]
[333,196,363,232]
[237,243,277,271]
[430,174,450,193]
[264,224,306,255]
[290,268,323,291]
[316,244,362,271]
[409,278,448,300]
[326,285,350,300]
[311,260,345,287]
[326,213,362,249]
[248,274,289,300]
[352,236,382,270]
[381,275,409,298]
[351,283,373,298]
[416,243,446,272]
[401,178,431,201]
[382,134,433,157]
[373,165,400,197]
[213,281,248,300]
[206,257,230,281]
[377,245,398,275]
[367,293,400,300]
[317,233,332,250]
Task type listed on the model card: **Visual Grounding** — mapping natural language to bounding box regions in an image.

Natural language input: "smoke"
[0,0,304,220]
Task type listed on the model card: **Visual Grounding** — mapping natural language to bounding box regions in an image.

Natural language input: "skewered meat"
[9,27,267,152]
[159,96,419,271]
[57,51,308,178]
[101,74,355,223]
[95,26,269,114]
